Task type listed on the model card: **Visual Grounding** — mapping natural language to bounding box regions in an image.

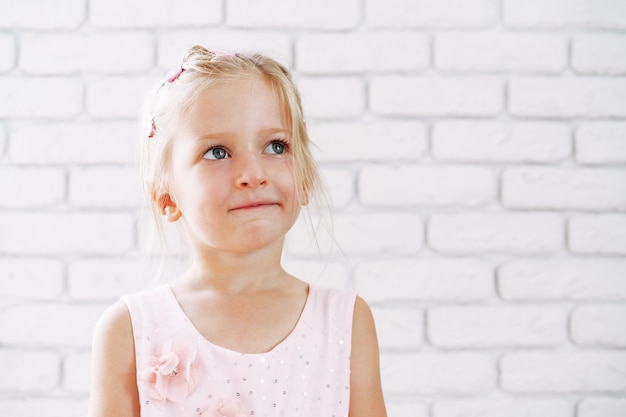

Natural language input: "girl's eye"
[265,140,288,155]
[203,147,229,160]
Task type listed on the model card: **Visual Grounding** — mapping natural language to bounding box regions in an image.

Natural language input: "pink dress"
[122,285,356,417]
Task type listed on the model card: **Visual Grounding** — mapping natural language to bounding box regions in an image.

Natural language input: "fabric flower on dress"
[139,339,199,403]
[204,398,247,417]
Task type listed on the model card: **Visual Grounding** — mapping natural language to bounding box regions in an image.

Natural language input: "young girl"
[87,45,387,417]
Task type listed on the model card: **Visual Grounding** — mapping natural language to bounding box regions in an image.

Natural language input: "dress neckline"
[163,284,314,356]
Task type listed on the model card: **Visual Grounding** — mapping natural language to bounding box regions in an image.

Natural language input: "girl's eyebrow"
[195,127,290,141]
[261,127,290,134]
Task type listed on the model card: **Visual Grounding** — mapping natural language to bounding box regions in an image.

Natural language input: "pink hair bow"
[165,65,184,83]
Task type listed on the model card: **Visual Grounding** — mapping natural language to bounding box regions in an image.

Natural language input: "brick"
[572,34,626,75]
[436,32,566,73]
[0,77,82,118]
[501,352,626,392]
[308,121,426,162]
[569,215,626,255]
[355,259,493,303]
[576,122,626,164]
[0,398,87,417]
[0,0,85,29]
[67,258,152,300]
[366,0,498,28]
[370,76,502,116]
[571,306,626,347]
[67,257,228,301]
[0,212,134,255]
[433,399,572,417]
[281,259,350,289]
[298,77,365,119]
[387,402,428,417]
[227,0,359,30]
[318,167,354,208]
[509,77,626,118]
[10,121,139,165]
[0,303,106,347]
[90,0,222,28]
[0,167,65,207]
[0,124,5,158]
[502,167,626,210]
[0,33,15,71]
[331,212,423,255]
[428,213,564,254]
[86,75,159,118]
[499,259,626,301]
[359,165,494,207]
[381,352,494,394]
[0,258,64,299]
[504,0,626,29]
[21,32,153,75]
[0,349,59,390]
[427,306,566,348]
[297,32,428,74]
[287,213,423,256]
[372,307,423,350]
[64,351,91,393]
[433,121,571,162]
[158,30,291,69]
[579,398,626,417]
[69,166,142,208]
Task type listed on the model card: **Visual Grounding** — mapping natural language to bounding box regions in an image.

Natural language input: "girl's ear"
[153,191,182,222]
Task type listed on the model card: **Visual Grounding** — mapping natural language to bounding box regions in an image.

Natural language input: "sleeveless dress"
[122,284,357,417]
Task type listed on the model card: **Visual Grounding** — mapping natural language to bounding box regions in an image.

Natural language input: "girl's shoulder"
[93,299,134,341]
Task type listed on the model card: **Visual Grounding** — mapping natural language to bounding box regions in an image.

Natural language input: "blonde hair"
[141,45,323,256]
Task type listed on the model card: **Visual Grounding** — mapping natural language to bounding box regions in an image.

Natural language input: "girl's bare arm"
[349,296,388,417]
[87,301,140,417]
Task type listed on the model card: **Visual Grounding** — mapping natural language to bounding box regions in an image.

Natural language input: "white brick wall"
[0,77,83,118]
[433,399,572,417]
[2,0,625,415]
[501,352,626,392]
[435,32,567,73]
[572,34,626,75]
[366,0,498,28]
[433,121,571,162]
[578,398,626,417]
[509,78,626,117]
[21,32,154,75]
[427,306,566,347]
[297,32,429,73]
[503,0,626,29]
[571,306,626,347]
[576,122,626,164]
[381,353,495,394]
[371,76,503,116]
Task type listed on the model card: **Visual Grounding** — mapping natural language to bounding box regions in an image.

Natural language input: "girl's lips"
[230,201,276,211]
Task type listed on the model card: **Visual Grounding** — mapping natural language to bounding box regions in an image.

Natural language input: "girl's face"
[164,76,301,255]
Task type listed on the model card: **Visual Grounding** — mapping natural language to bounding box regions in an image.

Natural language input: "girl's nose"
[236,153,267,188]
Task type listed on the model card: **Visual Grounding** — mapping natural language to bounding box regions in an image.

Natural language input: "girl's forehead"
[174,76,290,141]
[195,78,287,120]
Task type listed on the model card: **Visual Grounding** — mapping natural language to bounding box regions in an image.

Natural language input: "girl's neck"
[180,241,291,294]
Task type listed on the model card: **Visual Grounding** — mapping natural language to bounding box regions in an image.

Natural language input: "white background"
[1,0,626,416]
